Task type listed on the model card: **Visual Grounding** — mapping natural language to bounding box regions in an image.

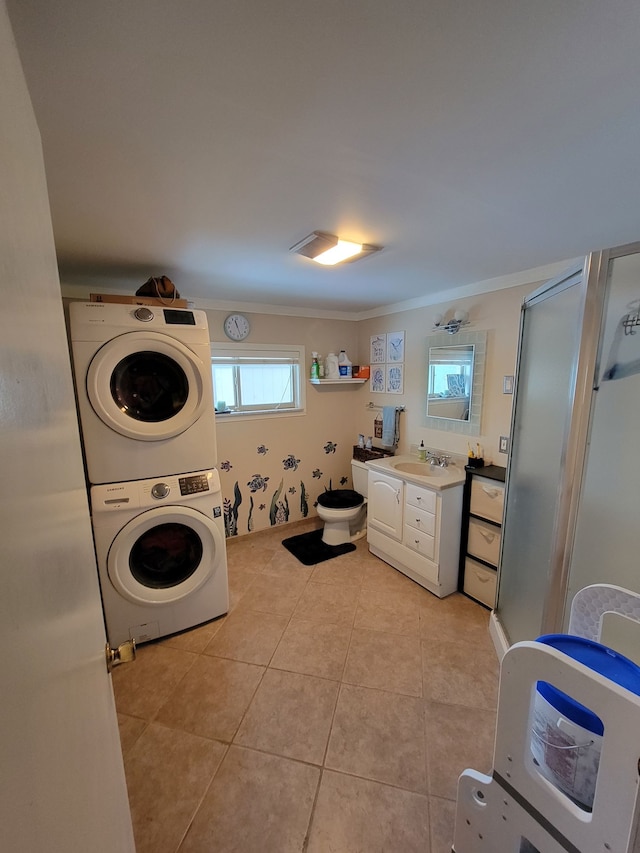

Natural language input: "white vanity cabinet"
[367,468,463,598]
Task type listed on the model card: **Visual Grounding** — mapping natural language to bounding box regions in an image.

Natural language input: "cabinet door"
[367,471,403,540]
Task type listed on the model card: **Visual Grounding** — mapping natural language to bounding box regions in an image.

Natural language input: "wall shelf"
[309,378,366,385]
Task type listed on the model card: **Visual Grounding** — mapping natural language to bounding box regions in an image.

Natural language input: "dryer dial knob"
[151,482,170,499]
[134,307,154,322]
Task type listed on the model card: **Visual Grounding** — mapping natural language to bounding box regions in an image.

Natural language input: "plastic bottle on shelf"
[317,355,325,378]
[325,352,340,379]
[338,350,352,378]
[310,352,320,380]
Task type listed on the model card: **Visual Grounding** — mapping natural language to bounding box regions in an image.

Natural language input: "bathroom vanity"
[365,455,465,597]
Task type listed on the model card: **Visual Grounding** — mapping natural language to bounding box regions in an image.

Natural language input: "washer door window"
[107,506,223,605]
[87,331,206,440]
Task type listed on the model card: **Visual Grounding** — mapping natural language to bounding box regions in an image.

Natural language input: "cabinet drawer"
[405,483,436,514]
[404,504,436,537]
[463,558,497,608]
[403,524,435,560]
[470,477,505,523]
[468,517,501,566]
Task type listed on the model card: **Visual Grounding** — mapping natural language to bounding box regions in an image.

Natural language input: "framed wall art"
[370,334,386,364]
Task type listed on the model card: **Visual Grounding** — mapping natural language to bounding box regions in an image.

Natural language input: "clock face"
[224,313,250,341]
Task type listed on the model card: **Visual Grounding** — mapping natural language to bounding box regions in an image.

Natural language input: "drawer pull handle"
[474,572,491,584]
[481,486,501,500]
[414,539,420,545]
[479,530,496,544]
[416,518,421,524]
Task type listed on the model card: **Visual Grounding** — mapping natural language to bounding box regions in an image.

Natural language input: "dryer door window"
[111,351,189,423]
[107,505,223,605]
[87,331,207,441]
[129,522,203,589]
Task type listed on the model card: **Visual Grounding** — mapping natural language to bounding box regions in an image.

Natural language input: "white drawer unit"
[459,465,506,609]
[463,557,498,609]
[404,523,436,560]
[405,482,437,514]
[470,476,505,524]
[467,517,501,565]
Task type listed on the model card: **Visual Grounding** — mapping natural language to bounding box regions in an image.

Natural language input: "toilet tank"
[351,459,369,497]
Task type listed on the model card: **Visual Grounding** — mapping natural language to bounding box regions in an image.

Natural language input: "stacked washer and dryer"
[69,302,229,647]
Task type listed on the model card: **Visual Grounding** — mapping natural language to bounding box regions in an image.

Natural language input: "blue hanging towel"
[382,406,399,447]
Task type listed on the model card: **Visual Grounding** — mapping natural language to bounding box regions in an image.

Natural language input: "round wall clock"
[223,313,250,341]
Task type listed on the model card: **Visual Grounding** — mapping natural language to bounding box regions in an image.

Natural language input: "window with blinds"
[210,343,306,417]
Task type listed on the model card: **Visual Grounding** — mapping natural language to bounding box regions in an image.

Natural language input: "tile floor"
[113,520,500,853]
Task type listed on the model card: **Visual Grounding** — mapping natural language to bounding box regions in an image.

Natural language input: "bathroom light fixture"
[432,309,470,335]
[289,231,382,266]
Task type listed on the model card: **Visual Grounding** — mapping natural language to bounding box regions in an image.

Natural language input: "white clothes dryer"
[69,301,217,484]
[91,468,228,647]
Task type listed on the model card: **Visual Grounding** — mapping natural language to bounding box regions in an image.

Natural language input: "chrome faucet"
[427,452,451,468]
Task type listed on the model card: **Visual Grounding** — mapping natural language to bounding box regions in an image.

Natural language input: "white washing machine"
[69,301,217,484]
[90,468,228,647]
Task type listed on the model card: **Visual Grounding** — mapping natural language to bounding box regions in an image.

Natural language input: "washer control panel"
[179,473,211,496]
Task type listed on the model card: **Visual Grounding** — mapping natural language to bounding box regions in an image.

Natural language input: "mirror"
[427,344,474,421]
[425,330,486,436]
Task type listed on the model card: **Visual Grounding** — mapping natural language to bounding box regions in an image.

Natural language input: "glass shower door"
[564,247,640,661]
[497,267,586,645]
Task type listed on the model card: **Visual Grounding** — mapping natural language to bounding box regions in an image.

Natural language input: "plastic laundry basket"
[531,634,640,810]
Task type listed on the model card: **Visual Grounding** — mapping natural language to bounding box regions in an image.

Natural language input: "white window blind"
[210,343,306,417]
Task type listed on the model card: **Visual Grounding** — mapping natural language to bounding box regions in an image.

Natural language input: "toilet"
[316,459,368,546]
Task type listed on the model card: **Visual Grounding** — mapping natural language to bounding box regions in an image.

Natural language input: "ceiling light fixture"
[289,231,382,266]
[432,309,470,335]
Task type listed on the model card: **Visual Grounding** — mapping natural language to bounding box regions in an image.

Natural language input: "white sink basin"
[392,461,443,476]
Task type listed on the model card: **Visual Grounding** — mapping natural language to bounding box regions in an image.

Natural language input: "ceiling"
[7,0,640,316]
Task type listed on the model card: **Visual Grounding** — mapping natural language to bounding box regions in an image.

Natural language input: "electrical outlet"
[499,435,509,454]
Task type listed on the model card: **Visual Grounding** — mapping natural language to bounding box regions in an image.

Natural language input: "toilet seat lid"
[317,489,364,510]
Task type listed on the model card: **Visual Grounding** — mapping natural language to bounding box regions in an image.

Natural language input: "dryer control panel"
[179,473,211,495]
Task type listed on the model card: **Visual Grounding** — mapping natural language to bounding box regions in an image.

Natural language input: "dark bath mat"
[282,528,356,566]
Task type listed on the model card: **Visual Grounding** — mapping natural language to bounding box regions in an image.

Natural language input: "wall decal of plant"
[269,479,290,525]
[247,495,254,532]
[223,481,242,537]
[300,481,309,517]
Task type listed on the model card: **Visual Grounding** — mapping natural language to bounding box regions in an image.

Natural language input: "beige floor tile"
[309,552,366,586]
[425,701,496,800]
[178,745,319,853]
[419,592,491,641]
[429,796,457,853]
[159,615,227,653]
[344,627,423,696]
[422,636,499,709]
[261,547,315,581]
[326,684,427,793]
[355,585,421,636]
[234,669,339,764]
[361,557,427,600]
[226,564,260,611]
[233,573,307,616]
[117,713,147,755]
[292,580,359,625]
[155,655,264,741]
[307,769,430,853]
[270,617,351,680]
[124,722,226,853]
[111,643,198,721]
[203,608,288,665]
